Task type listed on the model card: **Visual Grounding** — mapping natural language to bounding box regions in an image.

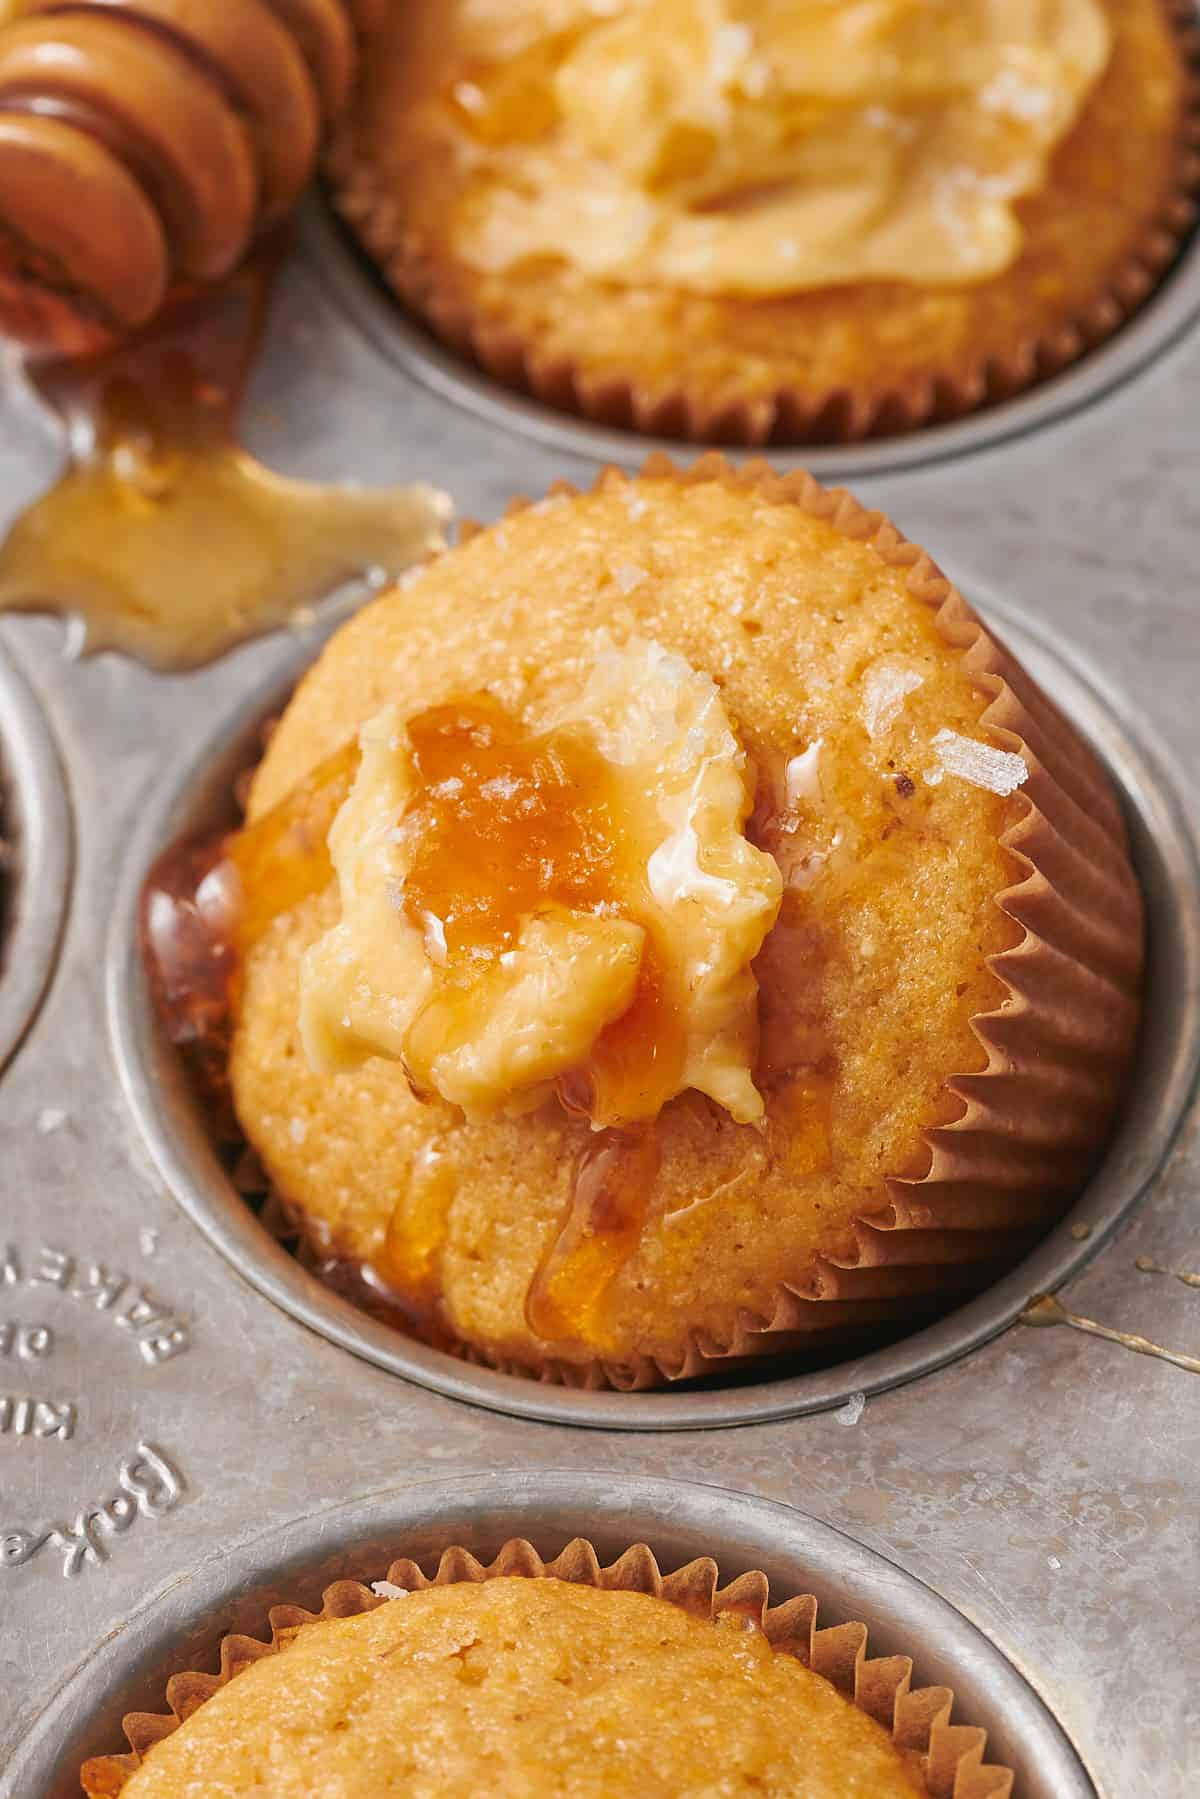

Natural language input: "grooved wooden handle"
[0,0,359,353]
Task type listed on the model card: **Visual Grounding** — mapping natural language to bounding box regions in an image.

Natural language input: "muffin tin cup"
[0,633,71,1073]
[319,1,1200,456]
[8,1472,1092,1799]
[107,597,1200,1429]
[302,179,1200,481]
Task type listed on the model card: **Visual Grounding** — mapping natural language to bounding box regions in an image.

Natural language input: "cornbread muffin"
[218,460,1142,1384]
[91,1578,934,1798]
[328,0,1198,442]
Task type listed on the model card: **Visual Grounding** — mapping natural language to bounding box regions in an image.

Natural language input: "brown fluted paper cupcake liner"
[324,4,1200,446]
[452,452,1142,1387]
[80,1536,1014,1798]
[206,450,1143,1391]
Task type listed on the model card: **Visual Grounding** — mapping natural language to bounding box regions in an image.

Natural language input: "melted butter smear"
[0,245,447,669]
[448,0,1110,293]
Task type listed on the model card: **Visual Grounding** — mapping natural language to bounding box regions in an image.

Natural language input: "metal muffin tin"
[107,607,1200,1431]
[2,181,1200,1798]
[0,638,70,1074]
[4,1473,1094,1799]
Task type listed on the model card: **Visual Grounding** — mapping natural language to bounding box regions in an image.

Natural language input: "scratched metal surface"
[0,200,1198,1798]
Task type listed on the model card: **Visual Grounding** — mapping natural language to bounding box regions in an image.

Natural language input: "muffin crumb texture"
[113,1579,929,1798]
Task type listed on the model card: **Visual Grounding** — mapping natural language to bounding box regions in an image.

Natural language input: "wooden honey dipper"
[0,0,380,354]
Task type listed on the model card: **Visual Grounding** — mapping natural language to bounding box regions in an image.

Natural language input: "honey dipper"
[0,0,448,673]
[0,0,380,354]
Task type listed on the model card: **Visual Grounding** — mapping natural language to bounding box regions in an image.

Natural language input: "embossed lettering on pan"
[8,1476,1097,1799]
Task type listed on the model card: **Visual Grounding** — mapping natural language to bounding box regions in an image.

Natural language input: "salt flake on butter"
[784,739,823,809]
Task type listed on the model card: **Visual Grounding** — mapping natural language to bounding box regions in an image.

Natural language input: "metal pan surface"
[3,1472,1095,1799]
[0,160,1198,1799]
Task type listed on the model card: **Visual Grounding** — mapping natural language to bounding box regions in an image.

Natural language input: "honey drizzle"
[141,738,357,1110]
[0,240,445,669]
[1020,1293,1200,1376]
[377,1141,457,1302]
[309,1254,461,1356]
[399,694,686,1128]
[395,693,692,1345]
[525,1125,662,1349]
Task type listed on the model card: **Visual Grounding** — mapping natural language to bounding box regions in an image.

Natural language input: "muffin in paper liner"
[324,0,1200,446]
[480,459,1141,1388]
[79,1535,1014,1798]
[172,453,1142,1391]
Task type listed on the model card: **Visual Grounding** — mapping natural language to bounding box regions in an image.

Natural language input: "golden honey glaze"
[401,694,687,1128]
[0,244,445,669]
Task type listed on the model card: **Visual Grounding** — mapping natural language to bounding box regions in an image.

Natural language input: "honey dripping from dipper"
[0,0,445,669]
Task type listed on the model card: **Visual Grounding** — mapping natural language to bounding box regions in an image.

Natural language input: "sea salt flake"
[421,911,449,967]
[836,1391,866,1427]
[740,54,770,97]
[289,1117,308,1145]
[861,659,924,739]
[711,21,753,83]
[36,1107,67,1135]
[371,1580,411,1600]
[786,851,827,891]
[981,68,1054,122]
[612,562,647,594]
[931,729,1029,797]
[1047,1554,1062,1571]
[139,1228,159,1258]
[784,739,823,808]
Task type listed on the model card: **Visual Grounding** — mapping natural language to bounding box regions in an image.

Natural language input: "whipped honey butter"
[448,0,1111,293]
[300,634,782,1126]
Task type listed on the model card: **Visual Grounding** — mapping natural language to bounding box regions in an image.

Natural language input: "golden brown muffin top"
[329,0,1193,437]
[231,468,1034,1372]
[118,1577,929,1798]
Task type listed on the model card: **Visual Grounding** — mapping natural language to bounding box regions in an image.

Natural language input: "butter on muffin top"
[302,631,782,1126]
